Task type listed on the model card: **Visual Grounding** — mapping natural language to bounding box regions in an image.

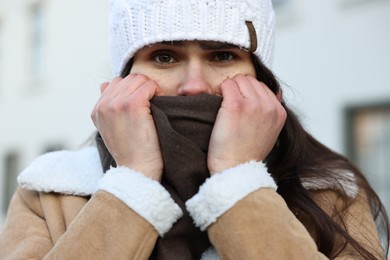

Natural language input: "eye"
[152,52,177,64]
[212,52,236,63]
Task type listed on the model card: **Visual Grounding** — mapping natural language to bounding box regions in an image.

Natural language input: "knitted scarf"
[96,94,223,259]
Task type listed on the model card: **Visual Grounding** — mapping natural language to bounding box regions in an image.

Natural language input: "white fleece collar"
[301,170,358,199]
[17,146,357,199]
[17,146,103,196]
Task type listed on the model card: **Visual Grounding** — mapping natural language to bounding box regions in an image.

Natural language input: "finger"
[94,78,122,114]
[245,76,283,104]
[232,75,259,99]
[261,82,281,103]
[245,77,284,118]
[100,77,123,97]
[246,76,272,99]
[114,74,152,99]
[131,79,161,102]
[219,78,243,103]
[100,82,110,93]
[103,74,139,98]
[276,89,283,102]
[260,83,287,121]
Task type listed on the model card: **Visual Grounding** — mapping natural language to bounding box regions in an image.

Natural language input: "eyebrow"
[159,41,240,50]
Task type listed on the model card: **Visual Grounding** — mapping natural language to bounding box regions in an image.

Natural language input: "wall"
[0,0,109,223]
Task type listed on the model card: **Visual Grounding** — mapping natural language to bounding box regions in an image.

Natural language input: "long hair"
[251,55,389,259]
[96,55,389,259]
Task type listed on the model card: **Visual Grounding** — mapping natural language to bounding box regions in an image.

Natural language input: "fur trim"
[16,145,358,238]
[17,146,182,236]
[186,161,277,231]
[17,147,103,196]
[97,167,183,236]
[300,171,358,199]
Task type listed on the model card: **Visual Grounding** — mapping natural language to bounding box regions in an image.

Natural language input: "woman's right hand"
[91,74,163,181]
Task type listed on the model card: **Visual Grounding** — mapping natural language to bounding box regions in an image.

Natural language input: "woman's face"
[130,41,256,96]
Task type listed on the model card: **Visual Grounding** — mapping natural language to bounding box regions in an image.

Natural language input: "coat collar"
[17,146,103,196]
[17,146,357,199]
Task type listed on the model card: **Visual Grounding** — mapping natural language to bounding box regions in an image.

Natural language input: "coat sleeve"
[186,161,385,259]
[309,188,385,259]
[0,167,182,260]
[0,188,158,260]
[207,188,329,259]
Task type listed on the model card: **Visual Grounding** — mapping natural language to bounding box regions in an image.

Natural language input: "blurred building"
[0,0,109,224]
[273,0,390,217]
[0,0,389,229]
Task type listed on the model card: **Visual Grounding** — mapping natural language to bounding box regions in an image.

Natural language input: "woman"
[0,0,388,259]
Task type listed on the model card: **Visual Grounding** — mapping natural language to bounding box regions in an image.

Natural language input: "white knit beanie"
[109,0,276,76]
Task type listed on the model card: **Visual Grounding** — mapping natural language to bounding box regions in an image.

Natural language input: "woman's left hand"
[207,75,286,175]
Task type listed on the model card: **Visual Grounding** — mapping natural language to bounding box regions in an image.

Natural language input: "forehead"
[147,40,242,50]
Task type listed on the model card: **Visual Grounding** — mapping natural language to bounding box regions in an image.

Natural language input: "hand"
[208,75,287,175]
[91,74,163,181]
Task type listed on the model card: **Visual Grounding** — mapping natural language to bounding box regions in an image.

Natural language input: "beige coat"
[0,147,385,259]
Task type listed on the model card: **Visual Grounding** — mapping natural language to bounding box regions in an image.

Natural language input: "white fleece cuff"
[97,166,183,236]
[186,161,277,231]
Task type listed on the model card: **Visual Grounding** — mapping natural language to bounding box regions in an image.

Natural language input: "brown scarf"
[96,94,223,259]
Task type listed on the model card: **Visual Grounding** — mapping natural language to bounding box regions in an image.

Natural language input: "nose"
[176,63,213,96]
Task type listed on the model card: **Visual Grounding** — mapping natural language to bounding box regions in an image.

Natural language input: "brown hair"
[96,55,389,259]
[252,55,389,259]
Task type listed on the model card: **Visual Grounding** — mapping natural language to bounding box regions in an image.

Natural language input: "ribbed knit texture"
[109,0,275,76]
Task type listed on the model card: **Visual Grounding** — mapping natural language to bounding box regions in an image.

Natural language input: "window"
[29,2,45,83]
[345,102,390,215]
[2,152,20,213]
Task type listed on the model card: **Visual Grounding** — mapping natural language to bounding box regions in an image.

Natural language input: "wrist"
[97,166,182,236]
[116,161,163,182]
[208,157,259,176]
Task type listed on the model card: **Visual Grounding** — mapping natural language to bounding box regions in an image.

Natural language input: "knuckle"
[264,103,276,114]
[229,99,244,111]
[91,101,109,122]
[257,81,267,88]
[111,97,140,113]
[90,109,97,121]
[100,82,109,92]
[108,100,125,112]
[94,99,114,116]
[278,107,288,122]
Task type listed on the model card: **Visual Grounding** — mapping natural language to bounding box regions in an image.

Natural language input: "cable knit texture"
[186,161,277,231]
[97,166,183,236]
[109,0,275,75]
